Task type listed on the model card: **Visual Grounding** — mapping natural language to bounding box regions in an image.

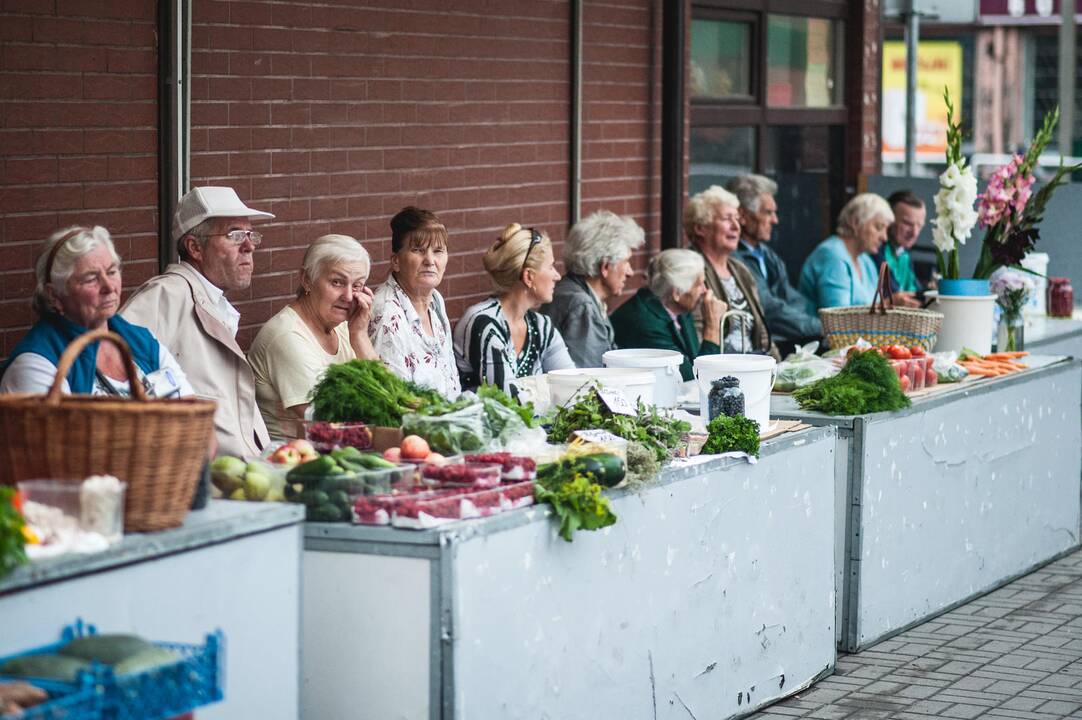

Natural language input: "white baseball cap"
[172,186,275,242]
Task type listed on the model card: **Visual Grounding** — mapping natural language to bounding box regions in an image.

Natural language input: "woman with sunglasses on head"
[368,207,460,398]
[453,223,575,394]
[248,234,378,441]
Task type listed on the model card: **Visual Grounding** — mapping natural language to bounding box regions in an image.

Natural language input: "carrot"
[984,351,1029,360]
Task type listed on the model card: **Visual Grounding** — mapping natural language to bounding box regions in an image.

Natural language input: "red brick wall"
[190,0,663,347]
[0,0,159,357]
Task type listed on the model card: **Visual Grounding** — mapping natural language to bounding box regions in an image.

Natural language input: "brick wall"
[0,0,159,357]
[190,0,663,347]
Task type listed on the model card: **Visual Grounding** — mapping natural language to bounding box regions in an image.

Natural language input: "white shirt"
[181,260,240,336]
[368,274,461,398]
[248,305,356,441]
[1,344,195,397]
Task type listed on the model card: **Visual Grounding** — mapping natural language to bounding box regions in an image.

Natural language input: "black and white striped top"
[453,297,575,394]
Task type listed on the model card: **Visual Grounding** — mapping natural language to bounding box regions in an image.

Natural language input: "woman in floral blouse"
[368,207,461,398]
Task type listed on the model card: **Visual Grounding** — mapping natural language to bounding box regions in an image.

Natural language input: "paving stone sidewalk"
[749,546,1082,719]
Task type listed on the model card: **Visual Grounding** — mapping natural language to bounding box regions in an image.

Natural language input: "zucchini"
[60,634,155,664]
[1,654,89,682]
[307,502,345,522]
[569,453,626,488]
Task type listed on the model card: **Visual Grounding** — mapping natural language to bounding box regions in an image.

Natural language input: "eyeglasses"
[212,229,263,247]
[520,227,543,276]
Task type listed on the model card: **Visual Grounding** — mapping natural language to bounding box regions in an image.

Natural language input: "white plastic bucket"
[1020,252,1049,318]
[693,354,777,430]
[927,293,997,355]
[546,367,656,409]
[601,349,684,408]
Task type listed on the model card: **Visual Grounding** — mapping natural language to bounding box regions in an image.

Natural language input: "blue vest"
[2,312,160,394]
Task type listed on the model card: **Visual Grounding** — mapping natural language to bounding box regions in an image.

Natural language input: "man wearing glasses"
[123,186,273,458]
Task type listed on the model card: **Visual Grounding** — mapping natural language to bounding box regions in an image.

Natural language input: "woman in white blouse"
[248,234,378,440]
[368,207,461,398]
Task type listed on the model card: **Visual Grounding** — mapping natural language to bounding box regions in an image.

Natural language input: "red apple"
[289,438,316,455]
[270,446,302,465]
[400,435,430,461]
[383,447,402,463]
[426,452,448,467]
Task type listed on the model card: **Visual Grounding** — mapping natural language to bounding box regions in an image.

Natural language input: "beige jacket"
[121,262,270,458]
[693,248,780,360]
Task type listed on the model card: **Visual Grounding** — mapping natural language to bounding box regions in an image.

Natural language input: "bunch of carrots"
[958,351,1029,377]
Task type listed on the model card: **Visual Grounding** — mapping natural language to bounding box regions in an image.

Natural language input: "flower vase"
[927,279,997,354]
[997,311,1024,352]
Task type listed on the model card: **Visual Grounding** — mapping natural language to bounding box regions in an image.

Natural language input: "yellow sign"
[881,41,963,159]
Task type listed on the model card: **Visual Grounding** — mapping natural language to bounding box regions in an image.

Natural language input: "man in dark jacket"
[727,175,821,355]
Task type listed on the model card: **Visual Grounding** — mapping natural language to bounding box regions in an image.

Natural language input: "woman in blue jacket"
[799,193,899,313]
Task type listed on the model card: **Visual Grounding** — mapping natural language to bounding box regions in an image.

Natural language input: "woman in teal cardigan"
[798,193,895,313]
[610,249,725,381]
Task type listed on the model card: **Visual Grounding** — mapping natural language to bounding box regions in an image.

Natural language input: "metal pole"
[661,0,686,249]
[570,0,582,224]
[1058,0,1076,158]
[904,0,920,176]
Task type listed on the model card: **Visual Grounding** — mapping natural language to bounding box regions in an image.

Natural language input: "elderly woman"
[539,210,645,367]
[798,193,920,312]
[1,226,193,397]
[248,234,378,440]
[453,223,575,393]
[685,185,779,359]
[368,207,460,398]
[609,249,725,381]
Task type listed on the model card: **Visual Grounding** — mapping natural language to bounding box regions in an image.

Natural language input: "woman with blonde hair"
[798,193,918,312]
[248,233,378,440]
[453,223,575,393]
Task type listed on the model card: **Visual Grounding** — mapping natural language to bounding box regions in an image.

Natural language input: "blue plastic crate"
[0,674,103,720]
[0,620,224,720]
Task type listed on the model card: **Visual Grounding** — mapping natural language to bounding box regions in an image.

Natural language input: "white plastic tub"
[693,354,777,431]
[546,367,655,409]
[601,349,684,408]
[926,292,997,355]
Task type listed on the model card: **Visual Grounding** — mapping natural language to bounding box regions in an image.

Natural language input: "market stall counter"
[0,500,304,719]
[773,355,1082,653]
[301,425,837,720]
[1026,314,1082,358]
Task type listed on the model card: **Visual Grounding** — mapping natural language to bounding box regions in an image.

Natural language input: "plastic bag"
[782,341,821,363]
[774,358,839,392]
[402,402,490,454]
[931,351,969,383]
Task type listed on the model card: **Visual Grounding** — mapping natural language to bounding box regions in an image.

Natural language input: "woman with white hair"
[609,249,725,381]
[540,210,645,367]
[798,193,917,312]
[248,233,378,440]
[0,225,193,397]
[453,223,575,394]
[684,185,779,359]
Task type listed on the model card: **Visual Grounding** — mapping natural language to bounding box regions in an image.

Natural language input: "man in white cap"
[122,186,274,458]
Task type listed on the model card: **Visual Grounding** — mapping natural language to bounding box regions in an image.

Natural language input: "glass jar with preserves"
[1048,277,1074,318]
[708,376,744,420]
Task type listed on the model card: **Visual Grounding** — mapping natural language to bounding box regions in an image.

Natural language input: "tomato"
[899,374,912,392]
[891,345,912,359]
[11,490,24,513]
[910,346,926,357]
[925,368,938,386]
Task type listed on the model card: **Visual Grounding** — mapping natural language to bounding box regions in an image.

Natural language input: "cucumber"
[569,453,626,488]
[355,453,396,470]
[60,634,155,664]
[1,654,89,682]
[307,502,345,522]
[296,489,329,508]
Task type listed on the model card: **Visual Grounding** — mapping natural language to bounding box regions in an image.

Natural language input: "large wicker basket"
[819,263,944,350]
[0,327,217,531]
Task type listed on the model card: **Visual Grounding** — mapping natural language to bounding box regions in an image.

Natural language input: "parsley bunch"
[534,474,617,542]
[547,387,690,462]
[702,415,761,457]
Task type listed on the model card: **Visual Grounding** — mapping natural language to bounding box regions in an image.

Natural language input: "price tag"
[571,429,627,446]
[596,388,636,416]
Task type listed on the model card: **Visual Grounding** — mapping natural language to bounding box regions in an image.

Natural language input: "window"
[690,2,849,245]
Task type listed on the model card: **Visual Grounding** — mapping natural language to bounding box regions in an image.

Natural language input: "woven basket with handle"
[819,263,944,351]
[0,327,217,531]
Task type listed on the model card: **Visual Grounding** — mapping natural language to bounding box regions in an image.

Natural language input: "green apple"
[243,470,271,501]
[228,488,247,501]
[210,455,246,494]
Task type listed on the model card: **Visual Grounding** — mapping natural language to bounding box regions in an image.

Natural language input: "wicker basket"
[819,263,944,351]
[0,327,217,531]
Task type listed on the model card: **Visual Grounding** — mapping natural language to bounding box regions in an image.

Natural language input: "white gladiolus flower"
[931,162,978,254]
